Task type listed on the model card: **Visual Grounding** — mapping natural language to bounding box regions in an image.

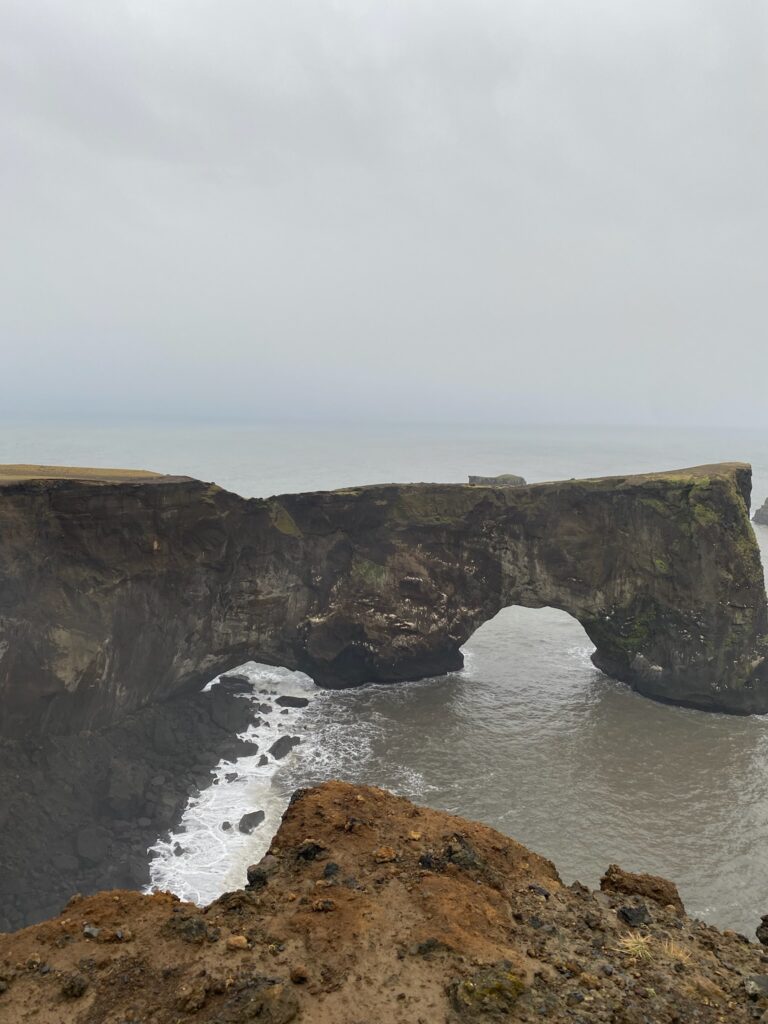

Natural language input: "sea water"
[4,420,768,934]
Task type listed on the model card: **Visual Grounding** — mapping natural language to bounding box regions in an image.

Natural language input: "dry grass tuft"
[618,933,655,961]
[661,938,692,964]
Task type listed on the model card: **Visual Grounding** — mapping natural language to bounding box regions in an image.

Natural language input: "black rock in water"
[275,695,310,709]
[268,735,301,760]
[217,672,254,693]
[238,810,266,834]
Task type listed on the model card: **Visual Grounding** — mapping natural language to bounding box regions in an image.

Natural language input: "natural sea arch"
[1,461,768,735]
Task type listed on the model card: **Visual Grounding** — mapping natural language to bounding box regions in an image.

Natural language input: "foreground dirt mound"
[2,781,768,1023]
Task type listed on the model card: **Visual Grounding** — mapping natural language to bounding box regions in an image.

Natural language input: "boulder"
[275,695,310,709]
[268,735,301,760]
[600,863,684,914]
[238,810,266,834]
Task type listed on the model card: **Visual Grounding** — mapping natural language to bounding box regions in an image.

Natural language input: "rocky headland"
[2,462,768,935]
[1,461,766,730]
[3,781,768,1023]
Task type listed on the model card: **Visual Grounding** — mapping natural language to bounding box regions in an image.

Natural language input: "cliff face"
[2,781,768,1023]
[1,462,767,735]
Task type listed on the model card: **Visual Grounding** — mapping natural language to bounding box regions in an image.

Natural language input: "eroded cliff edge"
[3,781,768,1024]
[1,461,767,734]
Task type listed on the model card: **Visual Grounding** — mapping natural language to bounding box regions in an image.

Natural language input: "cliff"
[1,461,767,733]
[2,781,768,1023]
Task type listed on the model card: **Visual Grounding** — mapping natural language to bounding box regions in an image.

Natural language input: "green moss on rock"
[449,963,526,1018]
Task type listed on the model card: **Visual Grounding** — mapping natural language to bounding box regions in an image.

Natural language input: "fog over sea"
[5,420,768,935]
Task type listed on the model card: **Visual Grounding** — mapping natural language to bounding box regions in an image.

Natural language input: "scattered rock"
[238,810,266,834]
[528,883,551,899]
[289,964,309,984]
[617,904,652,927]
[161,913,219,945]
[601,863,684,913]
[275,695,310,709]
[61,973,88,999]
[268,735,301,760]
[745,975,768,999]
[449,963,525,1018]
[226,934,250,951]
[217,672,254,692]
[372,846,398,863]
[296,840,326,862]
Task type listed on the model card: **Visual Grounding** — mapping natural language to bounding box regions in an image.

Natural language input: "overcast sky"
[1,0,767,426]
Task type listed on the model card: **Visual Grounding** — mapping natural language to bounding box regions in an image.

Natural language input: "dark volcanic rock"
[468,473,526,486]
[618,903,652,927]
[238,810,266,834]
[216,672,255,693]
[275,695,310,708]
[0,684,257,932]
[0,462,766,735]
[268,735,301,760]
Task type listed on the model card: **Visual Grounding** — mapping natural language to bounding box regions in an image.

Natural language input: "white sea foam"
[147,662,317,905]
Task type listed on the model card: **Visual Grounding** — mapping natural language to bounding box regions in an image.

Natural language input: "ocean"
[4,419,768,934]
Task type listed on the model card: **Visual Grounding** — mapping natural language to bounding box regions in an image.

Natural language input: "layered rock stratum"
[1,461,767,733]
[3,781,768,1023]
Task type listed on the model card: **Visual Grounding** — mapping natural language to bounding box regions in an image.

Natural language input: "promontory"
[1,461,767,737]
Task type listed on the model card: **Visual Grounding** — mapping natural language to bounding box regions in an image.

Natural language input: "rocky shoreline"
[3,781,768,1023]
[0,683,260,933]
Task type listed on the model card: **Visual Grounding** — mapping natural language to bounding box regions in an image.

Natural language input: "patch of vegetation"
[351,556,388,587]
[617,933,654,961]
[268,502,302,537]
[450,964,525,1019]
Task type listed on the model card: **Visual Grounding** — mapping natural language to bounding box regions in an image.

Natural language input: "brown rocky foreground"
[2,782,768,1023]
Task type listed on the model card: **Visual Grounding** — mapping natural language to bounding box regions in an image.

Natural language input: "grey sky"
[1,0,767,425]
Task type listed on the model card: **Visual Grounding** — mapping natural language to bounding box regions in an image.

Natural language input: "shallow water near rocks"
[5,420,768,934]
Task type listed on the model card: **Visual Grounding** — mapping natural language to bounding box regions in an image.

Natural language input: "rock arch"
[0,461,766,734]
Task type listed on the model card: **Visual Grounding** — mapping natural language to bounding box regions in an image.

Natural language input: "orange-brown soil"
[1,781,767,1023]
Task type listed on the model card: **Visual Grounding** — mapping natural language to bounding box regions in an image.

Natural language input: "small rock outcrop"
[2,781,768,1023]
[754,498,768,525]
[0,461,767,734]
[600,862,685,914]
[468,472,526,486]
